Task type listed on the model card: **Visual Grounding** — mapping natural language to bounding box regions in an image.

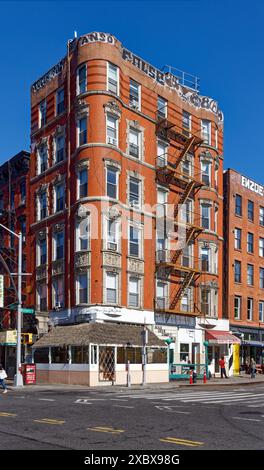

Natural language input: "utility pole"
[142,325,148,386]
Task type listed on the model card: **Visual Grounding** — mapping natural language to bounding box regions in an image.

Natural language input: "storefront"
[230,326,264,370]
[205,329,241,377]
[32,322,169,386]
[0,330,17,378]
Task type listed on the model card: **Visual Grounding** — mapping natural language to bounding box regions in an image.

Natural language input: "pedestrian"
[250,357,256,379]
[0,364,8,393]
[219,356,228,378]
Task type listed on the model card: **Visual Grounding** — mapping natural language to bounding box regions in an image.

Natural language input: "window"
[201,161,211,186]
[157,96,167,119]
[77,65,87,94]
[34,348,49,364]
[259,301,264,322]
[10,190,15,210]
[247,232,254,253]
[55,135,65,163]
[157,140,167,167]
[247,298,253,321]
[234,228,242,250]
[51,346,68,363]
[106,167,118,199]
[247,264,254,286]
[234,296,241,320]
[180,343,189,362]
[128,277,140,308]
[234,260,241,283]
[78,117,87,146]
[54,231,64,260]
[129,128,141,158]
[181,288,192,312]
[260,268,264,289]
[71,346,89,364]
[39,100,47,127]
[38,237,47,265]
[38,145,48,173]
[260,207,264,226]
[248,200,254,221]
[235,194,242,216]
[76,217,89,251]
[129,225,140,257]
[201,288,210,315]
[106,114,118,146]
[201,246,210,272]
[53,277,64,308]
[56,88,65,115]
[129,79,140,110]
[215,128,218,149]
[201,203,210,229]
[156,281,167,310]
[182,111,191,136]
[107,62,119,95]
[77,272,89,304]
[55,184,64,212]
[20,219,26,238]
[182,156,192,177]
[20,181,26,205]
[78,168,88,198]
[129,177,140,207]
[260,238,264,257]
[39,192,47,220]
[107,219,118,251]
[201,119,211,144]
[106,272,118,304]
[37,283,47,311]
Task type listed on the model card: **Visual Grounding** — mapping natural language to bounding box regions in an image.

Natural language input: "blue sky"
[0,0,264,182]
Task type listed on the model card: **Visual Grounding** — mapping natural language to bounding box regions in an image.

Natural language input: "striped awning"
[206,330,241,345]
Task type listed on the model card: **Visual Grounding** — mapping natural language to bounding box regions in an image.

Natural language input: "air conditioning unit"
[130,200,140,209]
[107,242,117,251]
[130,99,138,109]
[55,302,62,310]
[107,137,117,146]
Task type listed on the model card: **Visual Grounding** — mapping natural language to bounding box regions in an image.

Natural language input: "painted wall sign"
[31,59,66,93]
[241,175,264,196]
[122,48,223,122]
[0,274,3,308]
[80,32,115,46]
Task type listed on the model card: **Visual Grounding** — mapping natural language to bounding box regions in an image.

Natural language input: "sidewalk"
[5,374,264,393]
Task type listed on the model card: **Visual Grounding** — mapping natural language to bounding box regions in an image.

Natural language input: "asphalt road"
[1,384,264,450]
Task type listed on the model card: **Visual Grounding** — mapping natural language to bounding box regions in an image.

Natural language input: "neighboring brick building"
[0,150,33,374]
[224,168,264,367]
[27,31,229,382]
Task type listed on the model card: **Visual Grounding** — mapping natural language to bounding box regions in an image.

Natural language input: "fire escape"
[155,112,205,315]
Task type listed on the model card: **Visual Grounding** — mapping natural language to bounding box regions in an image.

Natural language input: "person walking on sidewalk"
[250,358,256,379]
[0,364,8,393]
[219,356,228,378]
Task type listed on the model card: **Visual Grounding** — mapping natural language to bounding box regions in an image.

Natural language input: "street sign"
[21,308,35,315]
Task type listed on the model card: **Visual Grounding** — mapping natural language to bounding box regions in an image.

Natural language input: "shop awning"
[206,330,241,345]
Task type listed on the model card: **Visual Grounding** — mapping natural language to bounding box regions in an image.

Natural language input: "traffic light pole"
[14,232,23,387]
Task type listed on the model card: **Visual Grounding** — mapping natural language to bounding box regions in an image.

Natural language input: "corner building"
[224,169,264,369]
[29,32,225,381]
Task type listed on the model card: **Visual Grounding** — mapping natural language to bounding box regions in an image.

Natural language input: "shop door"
[215,346,220,373]
[99,346,115,382]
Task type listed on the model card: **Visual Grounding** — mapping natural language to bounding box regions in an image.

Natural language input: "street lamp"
[0,223,23,387]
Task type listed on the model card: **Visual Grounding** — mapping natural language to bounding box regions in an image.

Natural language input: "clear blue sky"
[0,0,263,182]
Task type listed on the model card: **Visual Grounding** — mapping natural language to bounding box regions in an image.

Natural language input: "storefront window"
[117,347,142,364]
[180,343,189,362]
[34,348,49,363]
[51,346,68,363]
[147,348,167,364]
[71,346,89,364]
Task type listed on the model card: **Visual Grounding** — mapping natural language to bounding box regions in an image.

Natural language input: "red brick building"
[27,32,226,381]
[224,168,264,367]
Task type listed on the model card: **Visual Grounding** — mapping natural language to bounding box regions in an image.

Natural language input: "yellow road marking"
[87,426,125,434]
[33,418,65,425]
[160,437,204,447]
[0,412,17,417]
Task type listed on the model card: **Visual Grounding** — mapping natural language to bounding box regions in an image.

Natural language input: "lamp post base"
[13,372,24,387]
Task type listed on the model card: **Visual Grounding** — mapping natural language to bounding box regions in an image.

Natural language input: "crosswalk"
[114,390,264,408]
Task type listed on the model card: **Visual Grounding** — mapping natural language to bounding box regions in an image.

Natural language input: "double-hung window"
[107,219,118,251]
[260,268,264,289]
[39,192,47,220]
[39,145,48,174]
[106,167,118,199]
[247,298,253,321]
[78,117,87,146]
[235,195,242,216]
[39,237,47,265]
[106,272,118,304]
[259,301,264,322]
[201,203,210,229]
[39,100,47,128]
[201,161,211,186]
[76,217,89,251]
[128,277,140,308]
[234,260,241,283]
[56,135,65,163]
[53,276,64,308]
[157,96,167,119]
[248,200,254,221]
[259,238,264,257]
[234,228,242,250]
[129,128,140,158]
[55,184,64,212]
[247,232,254,253]
[129,225,140,258]
[106,114,118,146]
[55,231,64,260]
[247,264,254,286]
[156,281,167,310]
[20,181,26,205]
[77,65,87,94]
[201,247,210,272]
[129,79,140,110]
[56,88,65,115]
[77,272,89,304]
[107,63,119,95]
[201,119,211,144]
[38,283,47,311]
[129,177,140,208]
[78,168,88,198]
[157,140,167,167]
[182,111,191,136]
[234,296,241,320]
[260,206,264,226]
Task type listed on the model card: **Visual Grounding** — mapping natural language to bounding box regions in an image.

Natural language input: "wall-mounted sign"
[31,59,66,93]
[80,32,115,46]
[0,275,3,308]
[0,330,17,345]
[241,175,264,196]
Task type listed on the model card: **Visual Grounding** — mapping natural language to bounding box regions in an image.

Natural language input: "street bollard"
[126,360,131,388]
[189,369,193,385]
[203,369,207,383]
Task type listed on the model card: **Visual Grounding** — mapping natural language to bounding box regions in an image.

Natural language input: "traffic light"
[21,333,33,345]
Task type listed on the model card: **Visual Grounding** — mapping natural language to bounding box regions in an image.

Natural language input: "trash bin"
[21,363,36,385]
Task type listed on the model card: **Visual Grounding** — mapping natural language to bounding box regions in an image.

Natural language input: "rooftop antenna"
[74,30,78,39]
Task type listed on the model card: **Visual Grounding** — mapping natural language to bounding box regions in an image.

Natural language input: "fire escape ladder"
[174,136,196,169]
[170,271,195,310]
[174,180,195,219]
